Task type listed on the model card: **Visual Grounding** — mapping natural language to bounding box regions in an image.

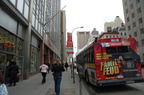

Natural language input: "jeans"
[41,73,47,84]
[54,76,62,95]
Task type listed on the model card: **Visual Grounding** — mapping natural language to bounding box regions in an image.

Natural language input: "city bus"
[76,37,144,87]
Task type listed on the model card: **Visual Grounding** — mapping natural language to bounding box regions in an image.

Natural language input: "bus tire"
[85,71,90,84]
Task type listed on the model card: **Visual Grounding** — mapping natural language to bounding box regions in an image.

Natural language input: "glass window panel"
[17,38,23,56]
[35,18,38,30]
[32,14,35,27]
[17,0,24,13]
[9,0,16,6]
[24,3,29,19]
[25,0,30,5]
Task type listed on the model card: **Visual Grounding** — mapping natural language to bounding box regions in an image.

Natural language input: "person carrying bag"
[0,70,9,95]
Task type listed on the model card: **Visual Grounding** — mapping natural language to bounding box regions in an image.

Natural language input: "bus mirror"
[78,66,83,78]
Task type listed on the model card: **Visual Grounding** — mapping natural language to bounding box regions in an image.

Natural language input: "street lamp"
[71,26,83,83]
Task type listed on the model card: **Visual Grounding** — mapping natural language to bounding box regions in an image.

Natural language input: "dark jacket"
[51,64,65,76]
[8,61,19,78]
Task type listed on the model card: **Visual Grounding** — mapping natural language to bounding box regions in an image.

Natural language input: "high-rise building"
[60,10,67,63]
[77,31,90,52]
[122,0,144,62]
[0,0,62,79]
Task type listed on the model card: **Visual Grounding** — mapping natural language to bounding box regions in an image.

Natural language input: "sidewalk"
[7,68,90,95]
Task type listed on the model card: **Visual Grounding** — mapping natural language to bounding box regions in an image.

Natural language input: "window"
[130,4,133,9]
[134,32,137,37]
[136,0,140,3]
[24,3,29,19]
[137,7,141,13]
[128,26,131,30]
[126,9,128,14]
[9,0,16,5]
[106,47,117,54]
[127,17,130,22]
[133,22,136,27]
[131,13,135,18]
[142,39,144,46]
[140,28,144,34]
[139,18,143,24]
[17,0,24,13]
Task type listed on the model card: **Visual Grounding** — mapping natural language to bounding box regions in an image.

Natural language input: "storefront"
[0,27,24,81]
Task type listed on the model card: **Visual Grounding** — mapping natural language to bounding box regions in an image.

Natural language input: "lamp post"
[71,26,83,83]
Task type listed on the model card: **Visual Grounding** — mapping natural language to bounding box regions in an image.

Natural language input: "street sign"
[67,47,74,54]
[68,54,73,58]
[66,41,73,47]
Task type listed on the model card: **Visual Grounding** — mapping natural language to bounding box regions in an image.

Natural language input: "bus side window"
[106,47,116,54]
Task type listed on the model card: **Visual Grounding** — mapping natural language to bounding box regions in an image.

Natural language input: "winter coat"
[39,64,48,73]
[51,64,65,76]
[8,64,19,78]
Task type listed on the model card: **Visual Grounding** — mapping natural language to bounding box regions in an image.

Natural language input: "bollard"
[78,66,83,95]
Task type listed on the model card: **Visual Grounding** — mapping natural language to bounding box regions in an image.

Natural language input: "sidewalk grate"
[46,88,76,95]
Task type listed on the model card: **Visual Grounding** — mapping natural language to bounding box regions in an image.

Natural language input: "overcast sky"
[61,0,124,33]
[61,0,125,55]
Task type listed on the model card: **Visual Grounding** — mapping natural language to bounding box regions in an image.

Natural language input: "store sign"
[67,32,74,54]
[67,47,74,54]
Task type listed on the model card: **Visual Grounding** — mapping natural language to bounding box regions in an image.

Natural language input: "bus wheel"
[85,71,89,84]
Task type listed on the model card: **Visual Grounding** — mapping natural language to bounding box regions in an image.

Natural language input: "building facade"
[77,31,90,52]
[60,10,67,63]
[104,16,123,32]
[122,0,144,63]
[0,0,62,80]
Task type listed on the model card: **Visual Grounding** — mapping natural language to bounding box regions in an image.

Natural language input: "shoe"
[13,84,16,86]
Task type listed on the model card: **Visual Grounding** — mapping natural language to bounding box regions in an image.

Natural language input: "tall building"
[77,31,90,52]
[0,0,62,79]
[122,0,144,63]
[60,10,67,63]
[104,16,123,32]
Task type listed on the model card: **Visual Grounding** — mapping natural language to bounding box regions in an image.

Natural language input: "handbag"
[0,84,9,95]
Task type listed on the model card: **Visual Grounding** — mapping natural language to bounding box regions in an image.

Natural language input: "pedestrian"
[39,63,49,84]
[0,70,9,95]
[0,70,5,84]
[64,62,69,71]
[8,60,19,86]
[51,59,65,95]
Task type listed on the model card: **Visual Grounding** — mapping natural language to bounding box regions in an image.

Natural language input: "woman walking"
[51,59,65,95]
[39,63,49,84]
